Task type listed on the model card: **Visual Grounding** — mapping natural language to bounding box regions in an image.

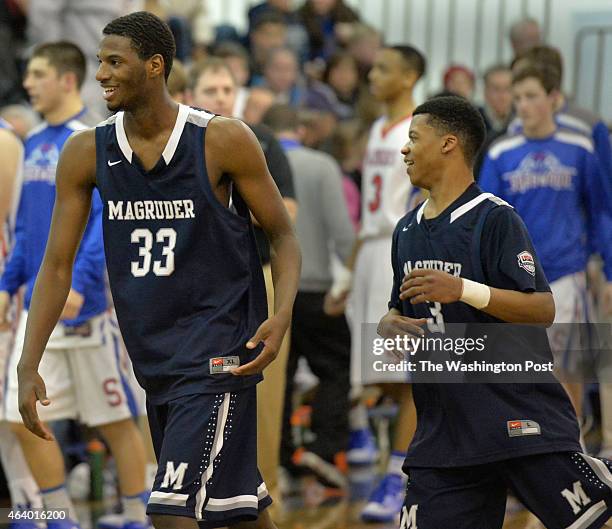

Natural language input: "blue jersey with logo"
[479,130,612,282]
[390,184,581,468]
[0,111,107,325]
[94,105,268,404]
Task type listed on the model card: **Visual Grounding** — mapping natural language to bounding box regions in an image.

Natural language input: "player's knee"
[150,514,197,529]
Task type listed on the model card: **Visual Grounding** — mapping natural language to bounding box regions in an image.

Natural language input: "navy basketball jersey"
[95,105,268,404]
[390,183,581,468]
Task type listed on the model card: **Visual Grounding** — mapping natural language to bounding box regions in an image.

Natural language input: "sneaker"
[47,520,82,529]
[360,473,404,523]
[347,428,379,465]
[291,448,348,490]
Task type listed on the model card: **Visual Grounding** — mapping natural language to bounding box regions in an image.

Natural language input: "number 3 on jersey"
[131,228,176,277]
[368,174,382,212]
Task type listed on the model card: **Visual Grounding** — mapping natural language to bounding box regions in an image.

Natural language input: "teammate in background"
[0,118,43,529]
[479,64,612,421]
[0,42,148,529]
[17,12,301,529]
[189,57,298,518]
[390,95,612,529]
[333,45,425,523]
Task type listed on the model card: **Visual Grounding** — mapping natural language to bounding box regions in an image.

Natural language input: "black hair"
[103,11,175,80]
[32,41,87,88]
[413,95,486,166]
[390,45,426,80]
[251,11,287,32]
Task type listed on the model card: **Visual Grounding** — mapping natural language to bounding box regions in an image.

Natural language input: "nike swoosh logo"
[107,160,122,166]
[402,226,410,231]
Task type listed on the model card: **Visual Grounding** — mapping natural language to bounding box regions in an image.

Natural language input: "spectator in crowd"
[345,24,382,84]
[297,0,359,61]
[509,17,542,57]
[248,12,288,82]
[0,105,41,140]
[259,46,305,106]
[0,0,27,106]
[479,63,612,428]
[263,103,354,498]
[247,0,309,63]
[317,51,362,120]
[479,64,513,135]
[442,64,475,100]
[167,59,189,104]
[27,0,126,116]
[153,0,213,61]
[0,41,148,529]
[189,58,297,520]
[243,86,277,125]
[213,41,251,118]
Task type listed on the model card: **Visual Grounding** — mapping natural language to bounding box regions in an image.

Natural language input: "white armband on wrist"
[460,278,491,309]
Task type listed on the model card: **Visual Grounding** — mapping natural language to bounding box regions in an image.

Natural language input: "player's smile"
[102,86,118,101]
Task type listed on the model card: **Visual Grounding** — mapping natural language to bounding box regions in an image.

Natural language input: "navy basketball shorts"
[145,387,272,527]
[401,452,612,529]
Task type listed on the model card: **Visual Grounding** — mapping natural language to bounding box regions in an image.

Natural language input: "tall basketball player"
[16,12,301,529]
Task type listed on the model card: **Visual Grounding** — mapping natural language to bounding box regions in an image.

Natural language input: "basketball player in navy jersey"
[385,96,612,529]
[16,11,301,529]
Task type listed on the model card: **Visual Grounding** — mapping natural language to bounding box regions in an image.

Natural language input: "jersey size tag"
[209,356,240,374]
[63,322,92,337]
[507,420,541,437]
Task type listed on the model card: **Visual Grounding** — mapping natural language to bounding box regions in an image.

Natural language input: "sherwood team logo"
[517,251,535,276]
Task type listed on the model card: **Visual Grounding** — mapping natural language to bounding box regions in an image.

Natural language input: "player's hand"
[0,291,11,331]
[232,313,290,376]
[400,269,463,304]
[377,311,427,360]
[17,366,54,441]
[323,290,348,317]
[602,282,612,316]
[60,289,84,320]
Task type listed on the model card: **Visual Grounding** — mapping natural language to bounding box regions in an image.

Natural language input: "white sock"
[41,484,78,521]
[0,422,42,509]
[349,403,369,431]
[122,492,147,522]
[387,450,407,481]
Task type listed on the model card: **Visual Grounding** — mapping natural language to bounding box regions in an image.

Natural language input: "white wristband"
[460,278,491,309]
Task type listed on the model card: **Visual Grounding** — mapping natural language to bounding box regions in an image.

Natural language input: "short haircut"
[262,103,299,132]
[512,63,561,93]
[483,63,512,85]
[213,42,250,65]
[389,45,426,80]
[103,11,176,80]
[511,45,563,82]
[413,95,486,166]
[31,41,86,88]
[189,58,235,90]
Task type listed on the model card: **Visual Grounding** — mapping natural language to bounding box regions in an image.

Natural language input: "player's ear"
[441,134,458,154]
[148,54,165,79]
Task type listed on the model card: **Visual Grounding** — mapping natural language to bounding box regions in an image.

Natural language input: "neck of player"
[424,167,474,219]
[385,91,415,126]
[45,94,84,126]
[523,114,556,139]
[124,92,179,140]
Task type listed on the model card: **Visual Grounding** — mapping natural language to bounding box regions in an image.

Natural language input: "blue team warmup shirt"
[0,111,107,325]
[95,105,268,404]
[391,184,581,468]
[479,129,612,283]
